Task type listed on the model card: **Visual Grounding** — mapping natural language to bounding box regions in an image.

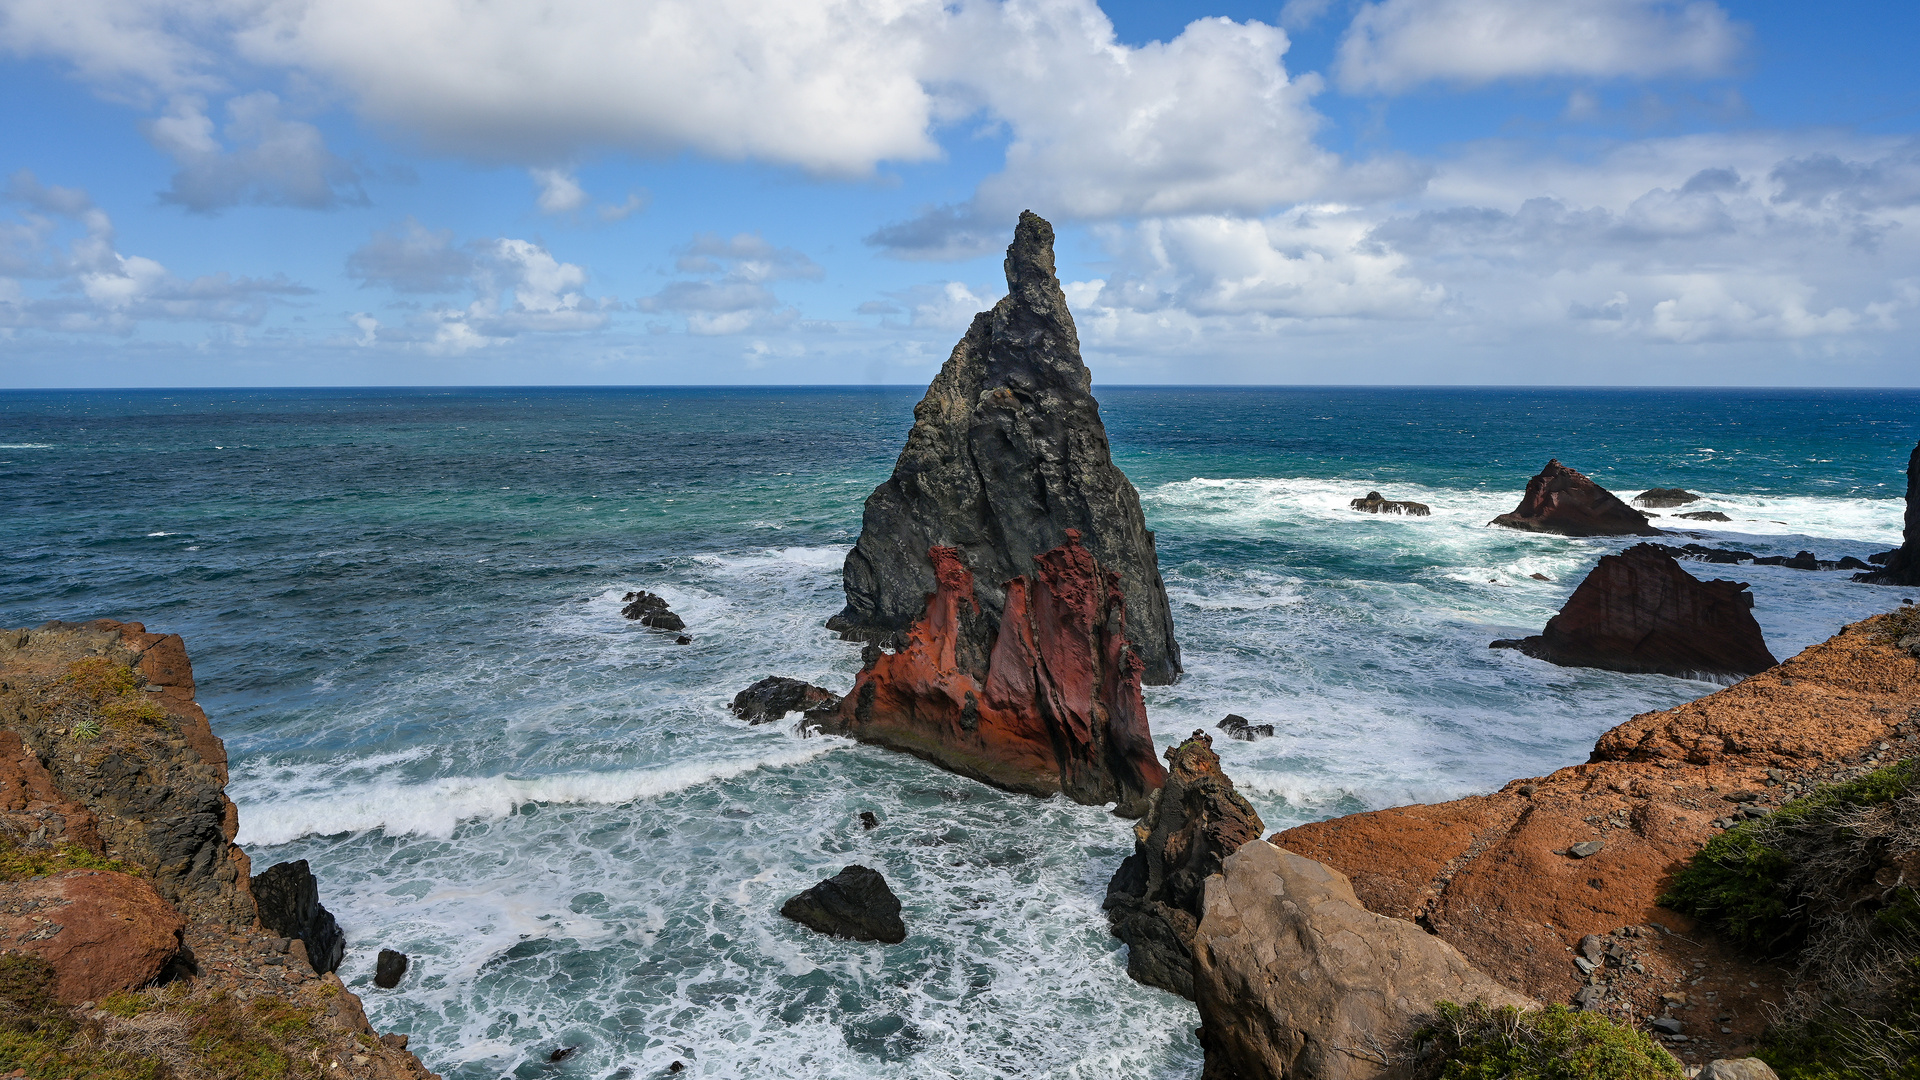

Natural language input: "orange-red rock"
[819,532,1166,815]
[0,869,184,1003]
[1491,459,1663,537]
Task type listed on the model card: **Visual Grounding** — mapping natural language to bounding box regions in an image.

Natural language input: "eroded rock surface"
[1491,459,1663,537]
[729,676,841,725]
[1191,841,1533,1080]
[1854,440,1920,586]
[826,211,1181,685]
[814,533,1166,816]
[1105,732,1264,999]
[779,864,906,944]
[253,859,346,974]
[1350,491,1431,516]
[1491,543,1777,679]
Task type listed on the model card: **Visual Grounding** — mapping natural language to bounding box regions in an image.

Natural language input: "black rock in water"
[825,211,1181,685]
[779,865,906,944]
[374,948,409,989]
[1635,488,1700,508]
[1675,510,1731,522]
[622,590,686,632]
[728,676,841,724]
[1216,714,1273,741]
[1856,440,1920,586]
[251,860,345,974]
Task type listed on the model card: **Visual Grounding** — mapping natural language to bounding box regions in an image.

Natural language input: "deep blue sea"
[2,386,1915,1079]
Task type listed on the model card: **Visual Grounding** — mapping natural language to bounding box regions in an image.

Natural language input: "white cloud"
[343,223,608,351]
[144,92,364,211]
[858,280,1003,328]
[639,232,819,334]
[531,169,588,214]
[1336,0,1746,94]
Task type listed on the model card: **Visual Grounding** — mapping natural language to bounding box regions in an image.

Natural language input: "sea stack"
[1490,459,1663,537]
[1492,543,1776,679]
[826,211,1180,685]
[815,212,1172,815]
[1855,439,1920,586]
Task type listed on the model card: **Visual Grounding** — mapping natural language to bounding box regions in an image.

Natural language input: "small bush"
[99,697,170,730]
[1412,1001,1683,1080]
[60,657,139,702]
[69,718,102,742]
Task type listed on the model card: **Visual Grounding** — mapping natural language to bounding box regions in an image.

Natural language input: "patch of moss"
[98,697,170,730]
[60,657,139,702]
[0,840,138,881]
[0,955,165,1080]
[188,991,327,1080]
[1413,1001,1683,1080]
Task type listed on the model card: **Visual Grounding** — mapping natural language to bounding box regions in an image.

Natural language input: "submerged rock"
[825,211,1180,686]
[1635,487,1700,508]
[1491,460,1663,537]
[1105,732,1264,999]
[1215,714,1272,741]
[1349,491,1431,516]
[1191,842,1532,1080]
[622,590,686,632]
[1676,510,1732,522]
[252,859,346,974]
[779,865,906,944]
[1491,543,1776,679]
[1855,440,1920,586]
[812,532,1166,816]
[728,677,841,725]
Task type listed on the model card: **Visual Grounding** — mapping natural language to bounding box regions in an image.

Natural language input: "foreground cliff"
[827,210,1181,686]
[0,620,433,1080]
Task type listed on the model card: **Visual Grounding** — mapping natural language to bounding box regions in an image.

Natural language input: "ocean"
[1,385,1915,1079]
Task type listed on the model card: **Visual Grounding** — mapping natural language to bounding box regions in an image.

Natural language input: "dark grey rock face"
[825,211,1181,685]
[779,864,906,944]
[728,676,841,725]
[374,948,409,989]
[251,859,345,974]
[1855,441,1920,586]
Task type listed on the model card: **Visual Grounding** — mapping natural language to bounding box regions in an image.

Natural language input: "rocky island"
[1491,459,1664,537]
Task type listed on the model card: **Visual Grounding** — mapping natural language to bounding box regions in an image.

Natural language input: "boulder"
[1676,510,1732,522]
[0,869,184,1003]
[1105,732,1264,999]
[1490,543,1776,679]
[728,677,841,725]
[621,590,686,632]
[825,211,1181,686]
[1491,460,1663,537]
[1635,488,1701,508]
[1837,556,1871,571]
[252,859,345,974]
[1216,714,1273,741]
[1190,841,1533,1080]
[812,532,1167,816]
[1854,440,1920,586]
[374,948,408,989]
[779,865,906,944]
[1350,492,1431,517]
[1700,1060,1782,1080]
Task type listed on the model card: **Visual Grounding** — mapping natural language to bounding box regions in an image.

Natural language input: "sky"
[1,0,1917,388]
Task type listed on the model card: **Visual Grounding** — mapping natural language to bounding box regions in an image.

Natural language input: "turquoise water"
[1,386,1915,1078]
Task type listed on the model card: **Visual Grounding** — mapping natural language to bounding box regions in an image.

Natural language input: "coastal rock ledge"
[825,210,1181,686]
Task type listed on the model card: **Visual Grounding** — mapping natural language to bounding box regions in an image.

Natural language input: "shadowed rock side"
[1491,459,1664,537]
[1191,842,1535,1080]
[1855,439,1920,586]
[1492,543,1777,679]
[813,532,1167,817]
[1104,732,1263,999]
[252,858,346,974]
[1274,612,1920,1060]
[826,211,1181,685]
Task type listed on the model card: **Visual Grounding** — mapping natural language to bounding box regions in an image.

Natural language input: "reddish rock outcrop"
[0,869,184,1003]
[1274,612,1920,1061]
[815,532,1166,816]
[1490,459,1664,537]
[1492,543,1777,679]
[1855,439,1920,586]
[1104,731,1264,998]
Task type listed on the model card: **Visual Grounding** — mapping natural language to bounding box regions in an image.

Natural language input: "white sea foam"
[0,443,53,449]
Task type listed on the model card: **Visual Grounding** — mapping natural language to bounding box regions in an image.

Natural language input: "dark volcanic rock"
[251,860,345,974]
[1216,714,1273,741]
[622,590,686,632]
[1676,510,1732,522]
[374,948,409,989]
[1855,440,1920,586]
[825,211,1180,686]
[729,677,841,725]
[1491,543,1776,679]
[1349,491,1430,516]
[813,532,1167,816]
[1635,487,1700,508]
[779,865,906,944]
[1490,460,1663,537]
[1104,732,1264,999]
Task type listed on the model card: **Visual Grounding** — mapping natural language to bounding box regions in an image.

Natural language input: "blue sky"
[2,0,1917,387]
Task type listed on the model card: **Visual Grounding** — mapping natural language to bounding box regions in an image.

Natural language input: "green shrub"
[0,841,138,882]
[1413,1001,1683,1080]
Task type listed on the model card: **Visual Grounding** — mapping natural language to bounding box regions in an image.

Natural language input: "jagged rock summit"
[1491,459,1664,537]
[826,210,1181,686]
[1855,439,1920,586]
[1492,543,1777,679]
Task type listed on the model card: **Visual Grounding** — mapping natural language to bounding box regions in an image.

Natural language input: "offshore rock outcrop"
[729,676,841,725]
[1104,732,1263,999]
[826,211,1181,686]
[1491,459,1664,537]
[814,532,1166,816]
[1491,543,1777,679]
[1855,440,1920,586]
[1350,491,1431,516]
[1636,488,1701,508]
[780,864,906,944]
